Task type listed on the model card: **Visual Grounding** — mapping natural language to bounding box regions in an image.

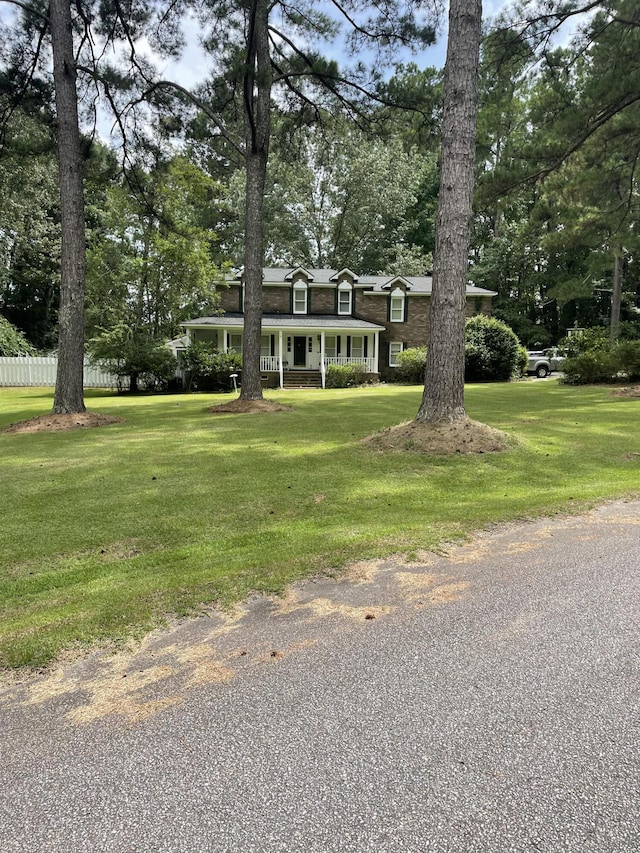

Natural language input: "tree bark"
[610,249,623,342]
[415,0,482,424]
[50,0,86,414]
[240,0,271,401]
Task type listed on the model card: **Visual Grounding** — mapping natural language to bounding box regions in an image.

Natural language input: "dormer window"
[389,288,405,322]
[293,280,308,314]
[337,281,353,315]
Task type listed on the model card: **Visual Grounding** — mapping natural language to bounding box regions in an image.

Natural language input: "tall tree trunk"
[416,0,482,425]
[610,248,623,342]
[240,0,271,401]
[50,0,86,414]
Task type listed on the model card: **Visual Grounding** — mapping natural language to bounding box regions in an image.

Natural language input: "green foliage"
[561,351,619,385]
[559,328,611,358]
[615,341,640,380]
[86,156,225,343]
[325,363,369,388]
[263,119,433,274]
[464,315,522,381]
[516,346,529,376]
[0,110,61,350]
[561,338,640,385]
[0,316,36,356]
[472,5,640,346]
[181,342,243,392]
[389,321,523,384]
[88,324,177,392]
[394,347,427,384]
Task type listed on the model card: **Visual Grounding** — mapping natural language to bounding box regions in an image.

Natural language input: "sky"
[155,0,583,94]
[155,2,514,93]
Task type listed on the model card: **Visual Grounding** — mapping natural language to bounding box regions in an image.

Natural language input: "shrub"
[561,351,618,385]
[614,340,640,381]
[182,342,243,392]
[89,325,177,392]
[464,341,490,382]
[561,339,640,385]
[387,319,522,384]
[559,328,610,358]
[395,347,426,384]
[464,315,521,381]
[515,345,529,377]
[325,363,368,388]
[0,315,35,356]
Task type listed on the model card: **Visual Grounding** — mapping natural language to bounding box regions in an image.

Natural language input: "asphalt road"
[1,500,639,852]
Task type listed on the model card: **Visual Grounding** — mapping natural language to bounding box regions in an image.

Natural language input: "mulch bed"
[208,398,294,414]
[2,412,123,434]
[363,417,510,455]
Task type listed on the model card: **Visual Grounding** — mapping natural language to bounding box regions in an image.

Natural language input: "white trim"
[390,288,405,323]
[292,280,308,314]
[337,280,353,315]
[330,268,359,282]
[389,341,405,367]
[285,267,314,281]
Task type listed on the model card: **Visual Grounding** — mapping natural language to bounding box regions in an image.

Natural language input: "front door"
[293,336,307,367]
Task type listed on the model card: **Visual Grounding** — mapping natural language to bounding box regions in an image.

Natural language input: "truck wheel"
[535,365,549,378]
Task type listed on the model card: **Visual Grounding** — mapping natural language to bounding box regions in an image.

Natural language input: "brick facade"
[209,272,493,377]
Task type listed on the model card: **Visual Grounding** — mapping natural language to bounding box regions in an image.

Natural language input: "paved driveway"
[1,501,639,852]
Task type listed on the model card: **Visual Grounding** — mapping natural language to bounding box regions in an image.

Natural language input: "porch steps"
[282,370,322,389]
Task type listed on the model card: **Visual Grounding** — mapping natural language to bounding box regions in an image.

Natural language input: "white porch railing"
[324,356,376,372]
[0,356,117,388]
[260,356,280,371]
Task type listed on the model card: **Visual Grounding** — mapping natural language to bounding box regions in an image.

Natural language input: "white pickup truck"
[526,350,565,378]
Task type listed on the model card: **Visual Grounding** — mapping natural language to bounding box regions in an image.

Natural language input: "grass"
[1,381,638,670]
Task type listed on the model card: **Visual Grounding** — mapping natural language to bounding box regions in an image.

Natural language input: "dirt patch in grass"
[2,412,123,434]
[363,417,509,455]
[611,385,640,398]
[209,398,294,414]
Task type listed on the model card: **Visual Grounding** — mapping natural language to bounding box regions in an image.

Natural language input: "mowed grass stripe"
[0,382,638,668]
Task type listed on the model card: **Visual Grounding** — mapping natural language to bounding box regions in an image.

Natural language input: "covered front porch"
[182,314,385,389]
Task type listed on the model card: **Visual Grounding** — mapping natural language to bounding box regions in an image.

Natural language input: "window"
[389,342,404,367]
[228,333,243,354]
[337,282,352,315]
[325,336,337,358]
[260,335,272,357]
[351,336,364,359]
[293,282,307,314]
[390,289,405,322]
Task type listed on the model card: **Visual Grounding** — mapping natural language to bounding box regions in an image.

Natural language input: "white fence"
[0,357,117,388]
[324,356,377,372]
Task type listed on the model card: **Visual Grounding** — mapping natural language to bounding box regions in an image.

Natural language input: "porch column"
[222,330,228,353]
[373,332,379,374]
[320,331,326,390]
[278,330,284,390]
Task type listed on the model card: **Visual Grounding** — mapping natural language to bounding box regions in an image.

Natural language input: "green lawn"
[1,381,638,669]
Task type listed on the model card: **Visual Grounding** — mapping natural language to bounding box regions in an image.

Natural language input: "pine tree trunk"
[50,0,86,414]
[416,0,482,425]
[240,0,271,401]
[610,250,623,342]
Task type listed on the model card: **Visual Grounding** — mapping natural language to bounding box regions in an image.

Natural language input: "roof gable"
[380,275,412,291]
[284,267,315,282]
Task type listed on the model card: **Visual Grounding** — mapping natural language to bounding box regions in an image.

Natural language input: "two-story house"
[180,267,496,388]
